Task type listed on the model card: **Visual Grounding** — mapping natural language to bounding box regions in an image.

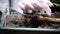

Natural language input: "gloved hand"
[18,0,53,16]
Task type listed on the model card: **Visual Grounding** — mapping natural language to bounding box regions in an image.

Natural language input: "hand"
[18,0,53,16]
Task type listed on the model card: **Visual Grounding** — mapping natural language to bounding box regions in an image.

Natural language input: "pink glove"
[18,0,53,16]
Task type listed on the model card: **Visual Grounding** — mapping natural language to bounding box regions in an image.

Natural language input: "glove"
[18,0,53,16]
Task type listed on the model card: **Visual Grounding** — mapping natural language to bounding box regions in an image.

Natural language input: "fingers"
[45,7,52,16]
[18,2,25,10]
[45,0,53,7]
[31,0,44,11]
[18,0,53,15]
[38,0,52,16]
[24,3,35,10]
[27,9,32,13]
[47,1,53,7]
[42,2,52,16]
[39,9,45,14]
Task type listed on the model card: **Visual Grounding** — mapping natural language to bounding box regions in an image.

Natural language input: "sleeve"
[10,0,23,14]
[0,0,9,14]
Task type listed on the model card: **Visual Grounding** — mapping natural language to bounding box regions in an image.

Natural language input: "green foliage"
[50,0,60,7]
[53,3,60,7]
[50,0,60,3]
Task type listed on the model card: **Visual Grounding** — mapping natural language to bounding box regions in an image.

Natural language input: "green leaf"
[53,3,60,7]
[50,0,58,3]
